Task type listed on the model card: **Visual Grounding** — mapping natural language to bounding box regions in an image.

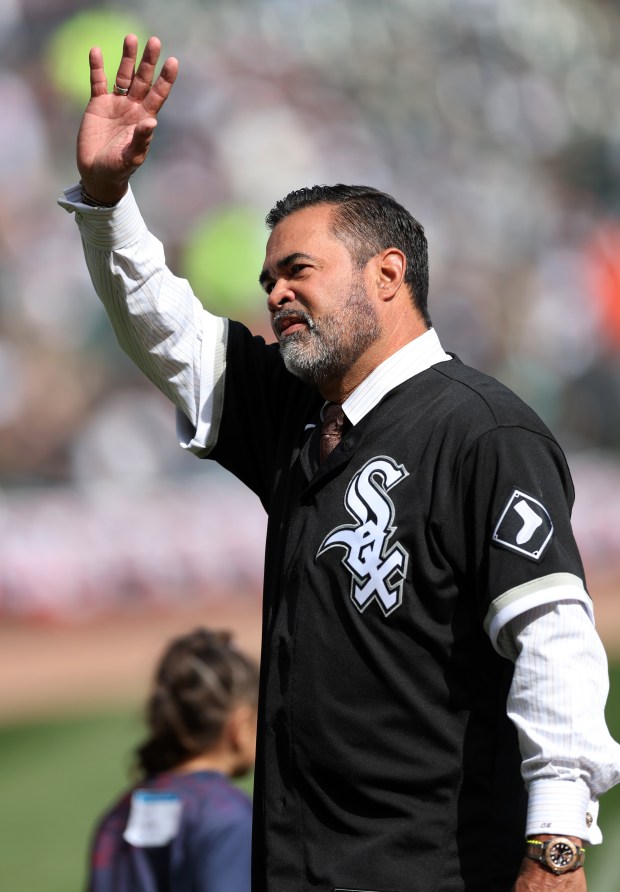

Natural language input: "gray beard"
[277,283,380,389]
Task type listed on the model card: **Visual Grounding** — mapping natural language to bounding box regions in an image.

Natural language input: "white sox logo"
[317,456,409,616]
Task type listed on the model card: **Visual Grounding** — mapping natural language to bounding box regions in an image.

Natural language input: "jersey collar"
[342,328,451,426]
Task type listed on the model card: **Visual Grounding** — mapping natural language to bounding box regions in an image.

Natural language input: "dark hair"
[266,184,431,326]
[135,628,259,777]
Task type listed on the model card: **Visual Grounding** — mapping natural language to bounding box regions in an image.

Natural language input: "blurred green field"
[1,668,619,892]
[0,707,254,892]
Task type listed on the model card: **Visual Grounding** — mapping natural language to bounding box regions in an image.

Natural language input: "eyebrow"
[259,252,317,288]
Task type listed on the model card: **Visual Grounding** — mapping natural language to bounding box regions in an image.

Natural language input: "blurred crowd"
[1,0,620,619]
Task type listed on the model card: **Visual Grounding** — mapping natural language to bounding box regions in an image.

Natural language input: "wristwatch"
[525,837,586,875]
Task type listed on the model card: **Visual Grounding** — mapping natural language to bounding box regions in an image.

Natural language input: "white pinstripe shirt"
[60,184,620,845]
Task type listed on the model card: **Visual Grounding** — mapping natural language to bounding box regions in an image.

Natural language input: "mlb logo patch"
[492,490,553,560]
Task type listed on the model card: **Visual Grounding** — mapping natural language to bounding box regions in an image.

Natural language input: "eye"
[290,264,310,276]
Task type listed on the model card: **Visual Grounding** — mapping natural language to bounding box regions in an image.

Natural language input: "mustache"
[272,307,316,335]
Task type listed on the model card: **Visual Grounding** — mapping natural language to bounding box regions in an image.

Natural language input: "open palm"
[77,34,178,203]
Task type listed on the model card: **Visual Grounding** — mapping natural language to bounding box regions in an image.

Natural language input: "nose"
[267,278,295,313]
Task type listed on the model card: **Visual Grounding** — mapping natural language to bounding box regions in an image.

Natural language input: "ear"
[226,704,258,776]
[373,248,406,301]
[227,705,255,749]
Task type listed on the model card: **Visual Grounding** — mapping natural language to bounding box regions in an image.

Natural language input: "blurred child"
[86,627,259,892]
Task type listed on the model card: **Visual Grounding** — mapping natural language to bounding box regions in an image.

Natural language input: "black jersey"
[210,322,587,892]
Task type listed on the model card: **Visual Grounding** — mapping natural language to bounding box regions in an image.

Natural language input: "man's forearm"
[60,185,218,428]
[499,600,620,842]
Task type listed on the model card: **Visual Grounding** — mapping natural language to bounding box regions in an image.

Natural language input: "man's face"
[260,204,381,392]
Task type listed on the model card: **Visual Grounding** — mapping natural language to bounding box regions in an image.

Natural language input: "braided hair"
[135,628,259,777]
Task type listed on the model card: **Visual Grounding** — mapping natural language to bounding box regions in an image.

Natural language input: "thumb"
[125,118,158,167]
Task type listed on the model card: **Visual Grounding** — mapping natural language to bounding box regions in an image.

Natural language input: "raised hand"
[77,34,178,204]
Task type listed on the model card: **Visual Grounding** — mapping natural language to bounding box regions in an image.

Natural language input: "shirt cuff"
[57,183,145,250]
[526,778,601,845]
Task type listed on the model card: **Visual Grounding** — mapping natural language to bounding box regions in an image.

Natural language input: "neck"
[320,322,430,403]
[173,751,234,776]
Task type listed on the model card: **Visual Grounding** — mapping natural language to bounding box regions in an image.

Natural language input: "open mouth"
[274,311,311,338]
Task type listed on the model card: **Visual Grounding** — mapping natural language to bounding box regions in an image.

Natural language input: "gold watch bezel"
[526,836,585,875]
[543,837,579,874]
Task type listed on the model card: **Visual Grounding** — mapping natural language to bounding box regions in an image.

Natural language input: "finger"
[143,56,179,116]
[113,33,139,94]
[89,46,108,98]
[129,35,162,101]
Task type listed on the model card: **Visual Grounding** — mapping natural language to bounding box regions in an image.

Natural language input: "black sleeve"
[209,321,319,509]
[446,424,587,620]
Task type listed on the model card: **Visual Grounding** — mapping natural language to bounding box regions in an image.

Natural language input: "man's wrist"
[78,179,128,208]
[525,835,586,875]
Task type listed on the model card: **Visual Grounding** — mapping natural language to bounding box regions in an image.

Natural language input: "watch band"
[525,837,586,875]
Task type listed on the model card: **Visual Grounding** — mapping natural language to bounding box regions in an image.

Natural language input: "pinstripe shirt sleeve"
[496,600,620,844]
[58,185,227,455]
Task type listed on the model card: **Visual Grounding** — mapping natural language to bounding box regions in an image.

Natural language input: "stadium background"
[1,0,620,888]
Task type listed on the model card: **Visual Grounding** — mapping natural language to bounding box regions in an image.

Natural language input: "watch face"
[546,839,577,873]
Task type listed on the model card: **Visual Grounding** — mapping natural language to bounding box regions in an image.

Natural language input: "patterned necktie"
[319,403,346,463]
